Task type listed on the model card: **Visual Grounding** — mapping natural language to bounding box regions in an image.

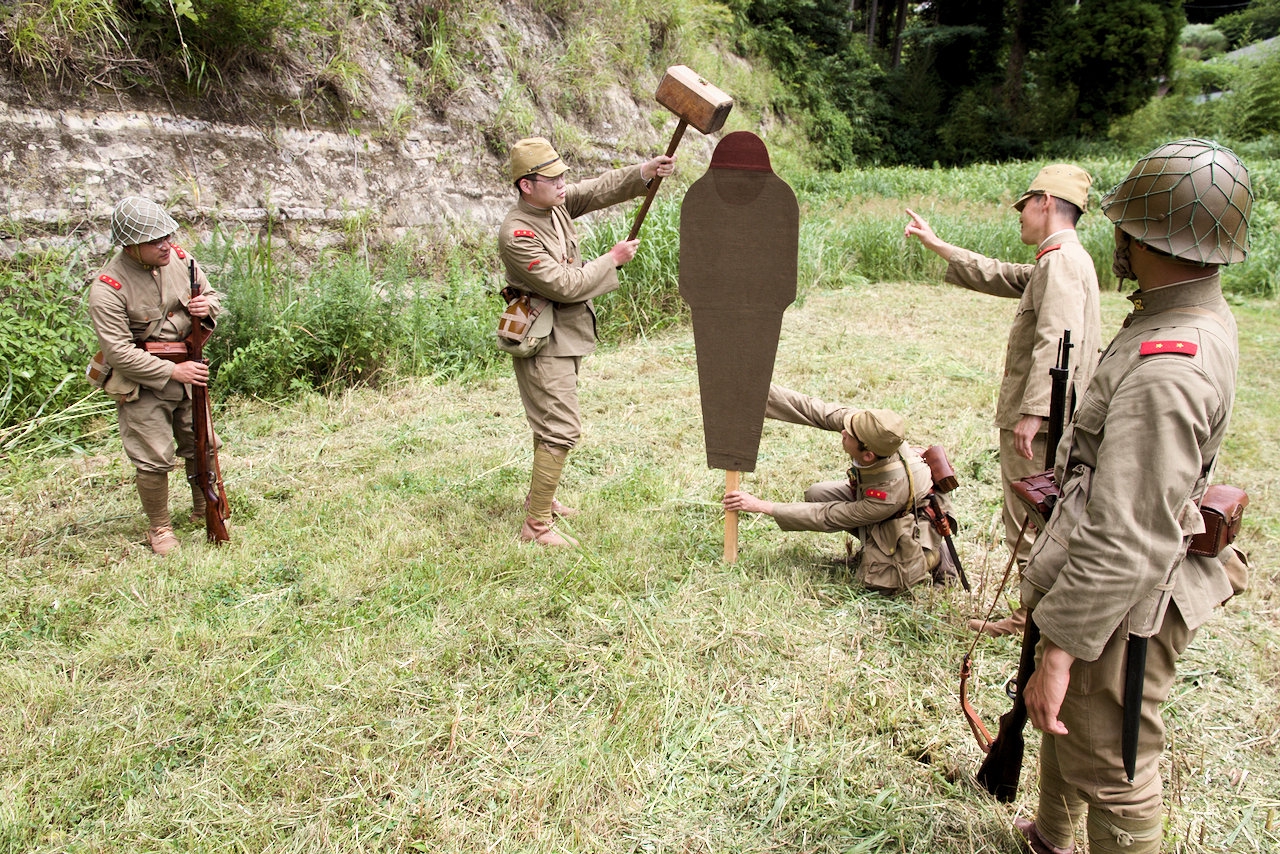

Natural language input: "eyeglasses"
[530,175,566,189]
[144,235,174,248]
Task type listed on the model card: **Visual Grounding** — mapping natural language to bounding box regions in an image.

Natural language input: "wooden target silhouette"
[679,131,799,561]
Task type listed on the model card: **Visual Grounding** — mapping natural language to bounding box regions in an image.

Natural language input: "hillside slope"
[0,2,761,257]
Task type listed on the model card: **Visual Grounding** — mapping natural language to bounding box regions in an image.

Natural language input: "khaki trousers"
[117,380,194,474]
[513,353,582,452]
[1036,603,1193,843]
[999,427,1047,565]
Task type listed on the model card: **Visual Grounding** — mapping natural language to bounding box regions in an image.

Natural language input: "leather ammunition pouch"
[1187,484,1248,557]
[1011,468,1060,532]
[919,444,958,493]
[143,341,190,363]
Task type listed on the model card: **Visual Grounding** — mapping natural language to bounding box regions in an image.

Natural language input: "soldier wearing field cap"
[87,196,221,556]
[498,137,674,547]
[904,164,1102,636]
[723,384,953,593]
[1015,139,1250,854]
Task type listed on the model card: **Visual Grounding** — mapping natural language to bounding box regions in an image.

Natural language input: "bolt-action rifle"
[966,329,1073,802]
[186,258,230,544]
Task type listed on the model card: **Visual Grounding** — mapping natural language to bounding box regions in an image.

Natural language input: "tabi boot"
[137,470,179,556]
[520,444,576,547]
[519,517,578,547]
[969,606,1028,638]
[1014,817,1074,854]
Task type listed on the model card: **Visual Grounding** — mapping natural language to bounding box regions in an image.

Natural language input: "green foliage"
[585,196,690,339]
[1181,23,1229,59]
[0,0,126,80]
[1215,0,1280,48]
[204,230,504,400]
[1047,0,1185,135]
[130,0,302,68]
[1227,56,1280,139]
[0,251,100,435]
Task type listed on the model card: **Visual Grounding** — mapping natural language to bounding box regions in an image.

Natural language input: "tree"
[1046,0,1186,134]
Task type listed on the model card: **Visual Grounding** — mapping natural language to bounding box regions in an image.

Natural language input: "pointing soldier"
[87,197,222,556]
[1016,139,1250,854]
[498,137,674,546]
[904,165,1102,637]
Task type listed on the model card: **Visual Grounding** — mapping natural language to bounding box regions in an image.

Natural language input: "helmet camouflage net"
[110,196,180,247]
[1100,138,1252,265]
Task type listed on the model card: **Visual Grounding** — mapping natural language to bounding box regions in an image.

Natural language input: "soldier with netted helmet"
[1013,139,1251,854]
[87,196,222,556]
[722,384,956,594]
[903,164,1104,639]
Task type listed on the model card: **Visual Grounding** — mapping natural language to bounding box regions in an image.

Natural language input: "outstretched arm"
[904,208,958,261]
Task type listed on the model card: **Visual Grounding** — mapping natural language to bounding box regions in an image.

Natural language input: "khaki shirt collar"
[1038,228,1079,252]
[1125,273,1222,320]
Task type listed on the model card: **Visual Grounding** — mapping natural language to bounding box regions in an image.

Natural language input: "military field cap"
[509,137,568,182]
[1013,164,1092,213]
[111,196,180,246]
[843,409,906,458]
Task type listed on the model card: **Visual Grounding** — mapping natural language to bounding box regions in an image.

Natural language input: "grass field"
[2,278,1277,852]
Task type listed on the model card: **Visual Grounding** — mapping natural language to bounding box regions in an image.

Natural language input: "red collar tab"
[1035,244,1063,261]
[513,229,537,239]
[173,245,187,260]
[99,274,122,290]
[864,488,888,501]
[1140,340,1197,357]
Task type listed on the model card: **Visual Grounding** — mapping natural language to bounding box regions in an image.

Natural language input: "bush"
[0,251,99,432]
[204,231,504,400]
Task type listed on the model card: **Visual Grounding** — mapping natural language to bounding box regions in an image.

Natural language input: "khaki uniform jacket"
[764,385,943,591]
[1020,276,1237,661]
[88,246,220,398]
[497,165,649,357]
[946,231,1101,431]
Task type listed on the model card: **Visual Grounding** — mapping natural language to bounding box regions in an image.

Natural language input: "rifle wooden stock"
[185,258,230,544]
[975,611,1039,803]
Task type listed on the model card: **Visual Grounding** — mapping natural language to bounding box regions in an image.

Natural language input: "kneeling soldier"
[723,384,955,593]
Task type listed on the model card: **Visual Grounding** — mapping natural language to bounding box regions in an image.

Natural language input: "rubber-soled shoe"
[148,526,179,556]
[523,495,580,518]
[519,517,577,547]
[1014,817,1074,854]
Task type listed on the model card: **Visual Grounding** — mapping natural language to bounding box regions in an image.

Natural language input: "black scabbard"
[1122,634,1148,782]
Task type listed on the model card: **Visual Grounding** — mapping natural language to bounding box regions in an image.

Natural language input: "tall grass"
[4,154,1277,454]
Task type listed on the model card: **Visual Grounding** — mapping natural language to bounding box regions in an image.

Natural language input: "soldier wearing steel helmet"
[87,196,222,556]
[498,137,674,547]
[903,164,1104,639]
[722,384,954,593]
[1014,139,1250,854]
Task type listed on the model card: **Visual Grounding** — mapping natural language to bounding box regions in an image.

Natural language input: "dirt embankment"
[0,14,687,258]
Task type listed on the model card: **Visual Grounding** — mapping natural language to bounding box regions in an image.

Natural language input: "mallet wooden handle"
[627,118,688,242]
[724,469,739,563]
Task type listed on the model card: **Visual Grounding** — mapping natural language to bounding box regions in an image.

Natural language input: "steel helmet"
[110,196,180,247]
[1100,138,1252,265]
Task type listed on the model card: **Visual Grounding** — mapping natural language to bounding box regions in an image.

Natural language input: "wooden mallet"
[627,66,733,241]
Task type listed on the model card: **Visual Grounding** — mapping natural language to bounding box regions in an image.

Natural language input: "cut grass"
[1,283,1277,853]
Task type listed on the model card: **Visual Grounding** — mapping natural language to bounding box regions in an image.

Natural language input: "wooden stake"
[724,469,739,563]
